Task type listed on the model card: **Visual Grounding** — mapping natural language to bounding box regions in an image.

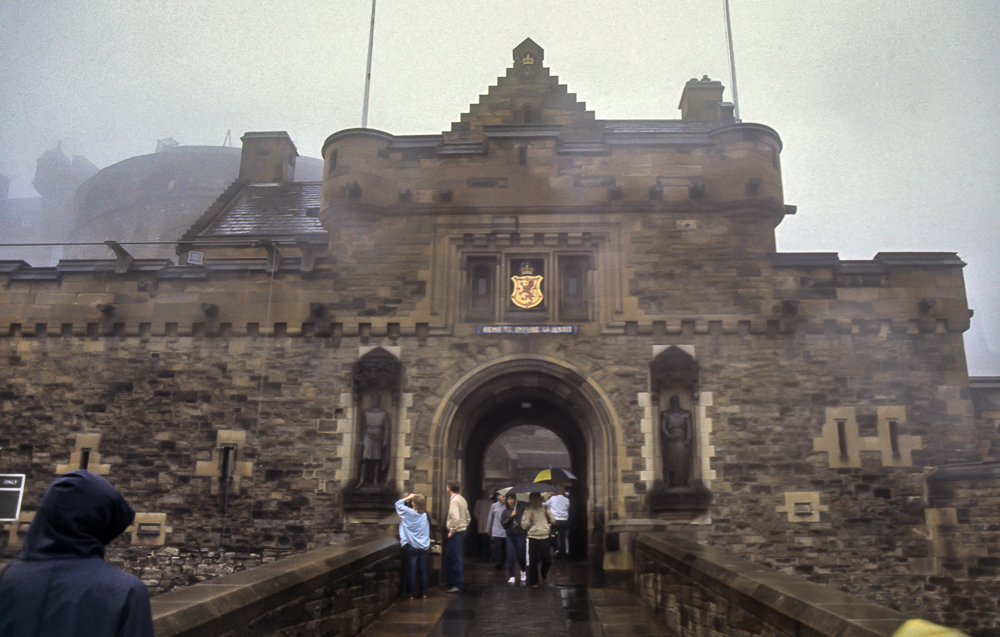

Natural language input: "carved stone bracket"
[648,480,713,514]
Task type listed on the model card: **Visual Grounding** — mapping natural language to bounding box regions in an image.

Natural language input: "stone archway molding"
[428,354,624,540]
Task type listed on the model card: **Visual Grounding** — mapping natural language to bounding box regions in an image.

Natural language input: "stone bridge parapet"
[151,535,399,637]
[636,532,912,637]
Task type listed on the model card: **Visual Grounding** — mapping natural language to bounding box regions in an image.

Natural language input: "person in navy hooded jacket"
[0,470,155,637]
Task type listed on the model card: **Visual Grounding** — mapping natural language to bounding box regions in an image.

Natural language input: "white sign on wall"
[0,474,25,522]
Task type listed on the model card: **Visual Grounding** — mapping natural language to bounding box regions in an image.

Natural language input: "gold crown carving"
[519,262,535,275]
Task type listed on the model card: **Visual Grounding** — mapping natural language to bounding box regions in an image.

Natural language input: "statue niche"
[344,348,401,513]
[648,347,712,513]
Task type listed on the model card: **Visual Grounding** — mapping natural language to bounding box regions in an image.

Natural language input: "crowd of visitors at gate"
[396,480,576,596]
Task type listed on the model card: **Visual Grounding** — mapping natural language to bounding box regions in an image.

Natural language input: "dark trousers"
[401,544,428,596]
[505,534,526,578]
[444,530,465,589]
[552,520,570,561]
[492,536,506,567]
[526,537,551,586]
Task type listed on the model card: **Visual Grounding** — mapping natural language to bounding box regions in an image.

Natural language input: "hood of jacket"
[20,470,135,560]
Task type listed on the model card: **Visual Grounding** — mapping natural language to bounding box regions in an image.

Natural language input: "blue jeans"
[505,534,526,578]
[444,530,465,589]
[401,543,428,596]
[552,520,570,561]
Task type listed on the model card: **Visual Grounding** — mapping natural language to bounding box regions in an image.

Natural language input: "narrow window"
[519,146,528,165]
[466,260,496,321]
[889,420,901,459]
[836,420,849,458]
[219,445,237,482]
[79,448,91,470]
[522,105,534,124]
[558,257,589,321]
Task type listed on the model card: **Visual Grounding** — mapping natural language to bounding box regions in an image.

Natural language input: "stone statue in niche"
[660,395,692,488]
[358,394,391,487]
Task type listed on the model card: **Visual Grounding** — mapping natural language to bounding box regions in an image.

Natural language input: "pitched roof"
[185,181,326,242]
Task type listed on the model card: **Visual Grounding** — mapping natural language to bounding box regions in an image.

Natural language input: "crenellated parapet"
[319,39,786,255]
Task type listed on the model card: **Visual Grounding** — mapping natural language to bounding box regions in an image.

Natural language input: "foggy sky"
[1,0,997,373]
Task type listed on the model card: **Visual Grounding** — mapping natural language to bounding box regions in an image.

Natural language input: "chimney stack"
[678,76,733,122]
[238,131,298,184]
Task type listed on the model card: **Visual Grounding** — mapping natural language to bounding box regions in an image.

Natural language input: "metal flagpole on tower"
[723,0,741,122]
[362,0,377,128]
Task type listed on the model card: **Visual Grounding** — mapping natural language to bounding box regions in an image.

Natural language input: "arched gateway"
[429,356,620,559]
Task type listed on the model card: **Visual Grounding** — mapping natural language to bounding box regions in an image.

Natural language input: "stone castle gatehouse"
[2,40,998,629]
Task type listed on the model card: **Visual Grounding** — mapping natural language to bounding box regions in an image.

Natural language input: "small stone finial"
[513,38,544,67]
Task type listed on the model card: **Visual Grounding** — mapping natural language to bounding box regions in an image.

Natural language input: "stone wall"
[635,532,910,637]
[152,535,400,637]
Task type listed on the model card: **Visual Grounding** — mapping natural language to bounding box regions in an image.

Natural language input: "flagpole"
[723,0,741,121]
[362,0,377,128]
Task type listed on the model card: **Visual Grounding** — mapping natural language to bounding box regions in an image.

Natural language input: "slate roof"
[191,181,326,241]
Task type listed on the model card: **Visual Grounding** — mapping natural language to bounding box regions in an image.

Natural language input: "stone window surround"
[458,242,598,324]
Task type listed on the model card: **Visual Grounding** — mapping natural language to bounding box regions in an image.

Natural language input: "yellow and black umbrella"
[534,468,576,483]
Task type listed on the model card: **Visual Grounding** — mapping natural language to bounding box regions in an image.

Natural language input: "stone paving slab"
[361,560,670,637]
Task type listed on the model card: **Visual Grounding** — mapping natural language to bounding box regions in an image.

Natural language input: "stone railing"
[635,533,911,637]
[152,535,400,637]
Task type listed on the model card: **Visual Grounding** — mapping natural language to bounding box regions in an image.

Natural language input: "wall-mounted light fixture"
[648,184,664,200]
[746,177,762,196]
[439,189,453,203]
[200,303,219,317]
[97,304,115,317]
[782,300,800,316]
[398,188,412,202]
[688,183,705,200]
[918,300,937,312]
[346,182,362,200]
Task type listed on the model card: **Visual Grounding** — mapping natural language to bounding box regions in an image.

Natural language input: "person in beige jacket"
[521,492,554,588]
[444,481,470,592]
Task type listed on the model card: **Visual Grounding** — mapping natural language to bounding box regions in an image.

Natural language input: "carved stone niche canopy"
[353,347,402,395]
[650,346,699,397]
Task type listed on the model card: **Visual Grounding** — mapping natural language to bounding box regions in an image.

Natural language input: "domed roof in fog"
[65,145,323,260]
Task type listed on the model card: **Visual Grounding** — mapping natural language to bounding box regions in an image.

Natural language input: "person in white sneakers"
[521,492,554,589]
[500,492,527,585]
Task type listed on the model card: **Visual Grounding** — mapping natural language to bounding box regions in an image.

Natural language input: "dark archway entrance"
[431,356,619,565]
[464,391,589,558]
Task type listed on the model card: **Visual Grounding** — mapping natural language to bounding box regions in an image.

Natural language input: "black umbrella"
[505,481,557,495]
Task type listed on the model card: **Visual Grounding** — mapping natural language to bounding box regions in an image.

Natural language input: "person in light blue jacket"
[396,493,431,599]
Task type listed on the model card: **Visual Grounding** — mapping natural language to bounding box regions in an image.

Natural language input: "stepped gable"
[449,38,598,139]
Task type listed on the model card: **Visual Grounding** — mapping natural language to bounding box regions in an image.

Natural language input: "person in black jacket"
[500,492,527,586]
[0,470,155,637]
